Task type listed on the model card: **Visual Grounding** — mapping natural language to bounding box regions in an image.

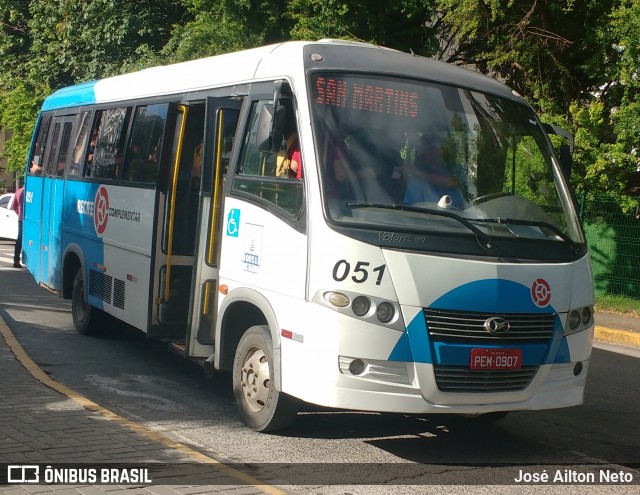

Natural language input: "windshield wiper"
[347,202,497,251]
[475,217,581,252]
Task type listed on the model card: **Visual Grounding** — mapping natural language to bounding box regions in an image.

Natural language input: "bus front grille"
[433,365,538,392]
[424,309,555,342]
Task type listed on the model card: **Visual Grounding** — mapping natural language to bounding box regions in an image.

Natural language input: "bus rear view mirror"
[543,123,574,179]
[256,103,286,153]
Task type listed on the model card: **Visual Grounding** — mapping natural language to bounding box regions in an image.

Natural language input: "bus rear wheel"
[71,268,103,335]
[232,325,299,432]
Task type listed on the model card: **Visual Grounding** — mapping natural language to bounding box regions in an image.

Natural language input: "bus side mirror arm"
[543,123,574,179]
[256,81,286,153]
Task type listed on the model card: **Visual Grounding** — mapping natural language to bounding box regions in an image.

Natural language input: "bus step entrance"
[166,340,186,356]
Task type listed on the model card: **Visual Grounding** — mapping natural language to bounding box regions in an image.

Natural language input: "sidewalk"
[594,310,640,347]
[0,316,282,495]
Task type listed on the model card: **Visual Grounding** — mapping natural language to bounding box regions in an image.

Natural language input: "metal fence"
[580,194,640,300]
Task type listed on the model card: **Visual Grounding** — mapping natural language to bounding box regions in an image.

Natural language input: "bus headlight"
[567,310,581,330]
[581,306,592,325]
[564,305,593,336]
[376,302,395,323]
[314,290,405,331]
[352,296,371,316]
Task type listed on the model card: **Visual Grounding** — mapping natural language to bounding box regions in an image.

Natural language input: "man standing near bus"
[11,180,24,268]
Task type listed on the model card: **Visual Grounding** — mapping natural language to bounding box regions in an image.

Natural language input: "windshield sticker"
[227,208,240,237]
[242,223,263,274]
[531,278,551,307]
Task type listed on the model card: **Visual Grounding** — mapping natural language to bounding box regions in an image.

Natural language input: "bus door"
[150,102,206,337]
[40,115,75,290]
[187,98,242,357]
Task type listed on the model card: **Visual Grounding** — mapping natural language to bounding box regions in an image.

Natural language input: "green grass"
[595,294,640,317]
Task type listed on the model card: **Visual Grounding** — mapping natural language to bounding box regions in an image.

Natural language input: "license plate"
[470,348,522,370]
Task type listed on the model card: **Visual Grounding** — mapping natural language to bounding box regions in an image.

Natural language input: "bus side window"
[55,121,74,177]
[232,100,304,217]
[28,115,52,176]
[87,107,132,180]
[68,111,92,178]
[44,123,62,176]
[122,104,169,184]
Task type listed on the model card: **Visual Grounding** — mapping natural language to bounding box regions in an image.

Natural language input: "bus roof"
[41,40,521,112]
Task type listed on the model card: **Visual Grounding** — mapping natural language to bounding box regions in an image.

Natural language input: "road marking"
[0,316,286,494]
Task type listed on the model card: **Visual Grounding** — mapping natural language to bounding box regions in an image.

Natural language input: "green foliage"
[0,82,45,174]
[27,0,187,84]
[0,0,187,173]
[0,0,639,201]
[288,0,433,53]
[595,294,640,316]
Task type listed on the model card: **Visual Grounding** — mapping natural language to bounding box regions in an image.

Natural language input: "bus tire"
[232,325,299,432]
[71,268,102,336]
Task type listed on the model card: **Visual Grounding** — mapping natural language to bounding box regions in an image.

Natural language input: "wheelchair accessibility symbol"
[227,209,240,237]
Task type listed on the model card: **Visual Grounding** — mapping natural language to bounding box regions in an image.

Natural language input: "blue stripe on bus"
[41,80,98,111]
[63,181,106,310]
[389,279,570,365]
[429,279,553,314]
[25,178,106,308]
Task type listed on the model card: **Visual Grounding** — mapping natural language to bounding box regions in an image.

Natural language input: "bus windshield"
[310,73,585,253]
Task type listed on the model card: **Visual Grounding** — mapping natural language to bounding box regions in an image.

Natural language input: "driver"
[403,134,464,207]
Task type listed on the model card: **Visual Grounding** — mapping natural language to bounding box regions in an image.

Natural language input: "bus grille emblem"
[484,317,510,334]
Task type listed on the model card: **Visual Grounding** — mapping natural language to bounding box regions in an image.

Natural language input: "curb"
[0,316,286,495]
[594,325,640,348]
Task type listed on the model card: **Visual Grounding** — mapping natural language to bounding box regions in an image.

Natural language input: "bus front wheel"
[232,325,299,432]
[71,268,102,335]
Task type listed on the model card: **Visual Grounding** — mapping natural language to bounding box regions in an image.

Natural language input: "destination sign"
[314,76,419,118]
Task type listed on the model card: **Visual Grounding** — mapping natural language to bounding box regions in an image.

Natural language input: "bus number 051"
[332,260,386,285]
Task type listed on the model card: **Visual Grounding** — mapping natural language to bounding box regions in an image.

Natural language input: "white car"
[0,193,18,240]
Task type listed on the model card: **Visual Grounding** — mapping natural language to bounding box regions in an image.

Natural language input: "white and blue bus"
[23,40,594,431]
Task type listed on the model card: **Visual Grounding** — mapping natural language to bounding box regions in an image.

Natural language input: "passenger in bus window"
[403,134,464,207]
[123,144,146,181]
[112,149,124,179]
[29,160,43,175]
[276,129,302,179]
[191,143,203,188]
[56,159,66,177]
[148,146,158,163]
[87,129,98,164]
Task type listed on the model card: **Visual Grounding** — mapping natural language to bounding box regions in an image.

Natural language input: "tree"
[160,0,291,63]
[288,0,433,52]
[0,0,188,173]
[431,0,639,202]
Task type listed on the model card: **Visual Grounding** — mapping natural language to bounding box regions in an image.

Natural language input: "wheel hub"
[240,346,270,413]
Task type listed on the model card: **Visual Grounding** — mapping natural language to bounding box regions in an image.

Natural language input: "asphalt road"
[1,240,638,494]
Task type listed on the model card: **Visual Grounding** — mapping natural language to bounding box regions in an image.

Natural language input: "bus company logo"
[94,186,109,236]
[531,278,551,307]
